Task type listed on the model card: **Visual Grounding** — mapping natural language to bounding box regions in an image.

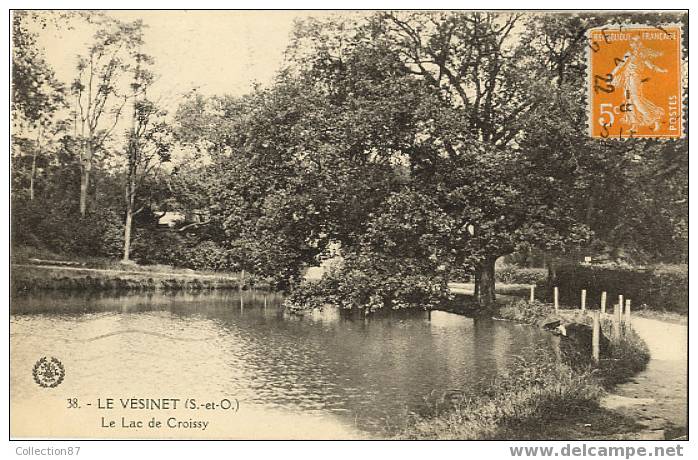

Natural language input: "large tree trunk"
[79,140,93,217]
[122,161,136,263]
[123,66,140,263]
[475,256,497,307]
[79,169,89,216]
[122,204,133,263]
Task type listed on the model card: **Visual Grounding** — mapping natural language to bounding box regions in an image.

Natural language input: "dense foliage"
[495,266,548,285]
[11,11,688,312]
[546,262,688,313]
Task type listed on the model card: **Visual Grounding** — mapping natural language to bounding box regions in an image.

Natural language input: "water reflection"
[11,290,554,436]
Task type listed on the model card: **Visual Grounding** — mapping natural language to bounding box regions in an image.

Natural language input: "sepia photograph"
[7,6,689,446]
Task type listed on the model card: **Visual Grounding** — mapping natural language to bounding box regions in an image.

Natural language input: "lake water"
[10,290,555,439]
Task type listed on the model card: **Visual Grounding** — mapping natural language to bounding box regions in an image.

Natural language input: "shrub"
[285,189,457,312]
[547,263,687,313]
[499,300,651,386]
[11,197,123,258]
[284,279,333,311]
[495,265,547,285]
[598,324,651,387]
[176,241,233,271]
[286,256,453,312]
[130,228,183,266]
[396,348,602,440]
[498,299,554,324]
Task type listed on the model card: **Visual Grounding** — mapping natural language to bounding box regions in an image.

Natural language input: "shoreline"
[10,263,253,292]
[435,300,686,440]
[10,266,686,440]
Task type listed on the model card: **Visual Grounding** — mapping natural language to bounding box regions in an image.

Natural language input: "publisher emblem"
[32,357,65,388]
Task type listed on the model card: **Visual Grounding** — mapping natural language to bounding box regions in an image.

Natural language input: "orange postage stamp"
[587,24,684,139]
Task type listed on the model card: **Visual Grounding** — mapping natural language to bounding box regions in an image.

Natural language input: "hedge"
[542,263,687,313]
[495,266,547,285]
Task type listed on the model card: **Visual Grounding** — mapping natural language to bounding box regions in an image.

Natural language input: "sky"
[19,10,353,166]
[31,10,340,109]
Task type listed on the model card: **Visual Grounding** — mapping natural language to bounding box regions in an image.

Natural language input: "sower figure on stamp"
[611,36,668,132]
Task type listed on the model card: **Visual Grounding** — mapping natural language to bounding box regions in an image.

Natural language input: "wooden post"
[581,289,587,311]
[601,291,607,314]
[264,295,267,310]
[613,303,621,339]
[592,311,600,364]
[530,285,535,302]
[618,294,624,315]
[554,287,559,312]
[625,299,631,324]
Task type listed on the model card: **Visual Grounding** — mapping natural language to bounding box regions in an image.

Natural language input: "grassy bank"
[395,299,651,440]
[395,348,604,439]
[10,265,249,293]
[10,247,255,292]
[499,300,650,387]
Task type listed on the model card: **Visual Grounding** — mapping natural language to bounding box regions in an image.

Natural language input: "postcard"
[9,9,688,443]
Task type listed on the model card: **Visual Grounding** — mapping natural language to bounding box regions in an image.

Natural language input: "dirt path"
[601,317,687,439]
[447,282,531,296]
[446,284,688,439]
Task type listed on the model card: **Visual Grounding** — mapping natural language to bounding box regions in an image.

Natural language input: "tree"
[172,85,333,284]
[282,12,593,307]
[169,16,439,284]
[11,11,66,202]
[11,12,65,125]
[376,12,575,306]
[122,50,172,262]
[72,18,145,216]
